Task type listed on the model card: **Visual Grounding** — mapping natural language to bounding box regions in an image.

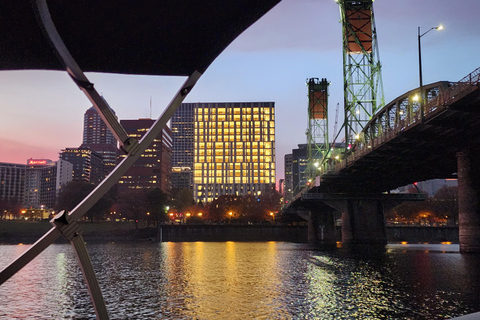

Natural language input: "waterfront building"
[291,144,308,197]
[59,148,104,184]
[190,102,276,203]
[0,162,26,208]
[55,159,74,200]
[23,159,73,209]
[80,106,118,175]
[283,154,293,203]
[24,159,55,209]
[285,142,345,200]
[171,166,192,190]
[117,119,172,195]
[171,103,195,190]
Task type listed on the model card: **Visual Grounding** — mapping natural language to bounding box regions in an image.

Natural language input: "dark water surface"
[0,242,479,319]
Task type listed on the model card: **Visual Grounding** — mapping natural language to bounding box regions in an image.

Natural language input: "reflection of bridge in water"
[287,67,480,252]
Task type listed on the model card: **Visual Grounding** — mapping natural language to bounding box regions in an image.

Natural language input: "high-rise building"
[171,103,195,190]
[55,159,74,200]
[60,148,104,184]
[0,162,26,206]
[283,153,293,203]
[117,119,172,195]
[190,102,276,203]
[22,159,73,209]
[285,142,345,200]
[80,106,118,175]
[1,160,72,211]
[291,144,308,197]
[24,159,55,209]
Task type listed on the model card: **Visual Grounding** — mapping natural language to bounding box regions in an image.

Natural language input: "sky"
[1,0,479,189]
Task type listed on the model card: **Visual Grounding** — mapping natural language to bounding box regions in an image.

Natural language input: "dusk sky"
[1,0,479,188]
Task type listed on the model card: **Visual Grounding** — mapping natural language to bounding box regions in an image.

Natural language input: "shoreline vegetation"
[0,220,459,245]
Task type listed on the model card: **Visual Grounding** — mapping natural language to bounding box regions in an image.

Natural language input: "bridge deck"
[316,68,480,193]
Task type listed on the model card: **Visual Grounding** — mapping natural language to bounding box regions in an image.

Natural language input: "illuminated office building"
[118,119,172,195]
[0,162,26,206]
[171,103,195,190]
[80,106,118,175]
[192,102,275,203]
[60,148,104,184]
[24,159,73,209]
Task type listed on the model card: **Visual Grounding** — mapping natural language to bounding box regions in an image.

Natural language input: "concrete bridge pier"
[296,193,424,246]
[339,199,387,245]
[307,206,337,246]
[322,198,386,245]
[457,150,480,253]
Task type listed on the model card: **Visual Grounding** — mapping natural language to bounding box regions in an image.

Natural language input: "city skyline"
[1,0,479,188]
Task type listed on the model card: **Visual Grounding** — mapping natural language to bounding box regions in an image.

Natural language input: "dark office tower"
[117,119,172,195]
[0,162,26,210]
[60,148,104,184]
[80,105,118,176]
[283,153,293,203]
[291,144,308,198]
[171,103,195,190]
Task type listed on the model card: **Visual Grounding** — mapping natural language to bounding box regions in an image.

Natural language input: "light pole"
[418,25,443,123]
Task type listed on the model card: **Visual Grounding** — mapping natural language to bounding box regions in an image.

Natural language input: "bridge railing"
[426,67,480,113]
[326,67,480,176]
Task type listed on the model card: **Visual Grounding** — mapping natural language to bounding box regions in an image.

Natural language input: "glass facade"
[117,119,172,195]
[192,102,275,203]
[81,106,118,175]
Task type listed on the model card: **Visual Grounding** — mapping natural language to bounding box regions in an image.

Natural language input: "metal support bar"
[0,227,61,285]
[34,0,139,155]
[51,211,109,319]
[0,70,202,310]
[2,2,202,318]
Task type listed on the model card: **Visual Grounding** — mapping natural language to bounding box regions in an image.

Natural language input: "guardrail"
[325,67,480,176]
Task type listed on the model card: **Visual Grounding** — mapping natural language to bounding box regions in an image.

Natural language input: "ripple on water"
[0,242,479,319]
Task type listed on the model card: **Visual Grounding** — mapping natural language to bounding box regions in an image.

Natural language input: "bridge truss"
[337,0,385,149]
[306,78,329,182]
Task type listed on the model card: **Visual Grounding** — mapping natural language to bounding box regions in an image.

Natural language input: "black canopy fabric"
[1,0,281,76]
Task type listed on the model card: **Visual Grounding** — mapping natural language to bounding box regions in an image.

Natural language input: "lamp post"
[418,25,443,123]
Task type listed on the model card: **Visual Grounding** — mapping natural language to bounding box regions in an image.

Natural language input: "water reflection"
[163,241,288,319]
[0,242,480,319]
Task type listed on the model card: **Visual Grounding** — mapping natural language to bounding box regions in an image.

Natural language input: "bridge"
[287,67,480,252]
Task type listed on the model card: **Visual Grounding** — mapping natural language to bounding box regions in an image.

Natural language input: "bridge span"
[288,67,480,252]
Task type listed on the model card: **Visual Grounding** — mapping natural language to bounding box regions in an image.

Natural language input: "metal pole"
[418,26,424,124]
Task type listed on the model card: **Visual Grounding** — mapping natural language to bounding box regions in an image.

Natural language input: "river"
[0,242,479,319]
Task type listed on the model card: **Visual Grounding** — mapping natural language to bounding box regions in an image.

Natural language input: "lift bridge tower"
[337,0,385,151]
[306,77,329,183]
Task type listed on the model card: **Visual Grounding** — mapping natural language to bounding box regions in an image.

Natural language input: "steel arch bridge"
[313,67,480,193]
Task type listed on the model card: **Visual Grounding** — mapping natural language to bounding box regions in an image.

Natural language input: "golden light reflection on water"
[163,242,286,319]
[0,242,476,319]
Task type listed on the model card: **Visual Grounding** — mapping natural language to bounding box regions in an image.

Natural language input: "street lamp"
[418,24,443,123]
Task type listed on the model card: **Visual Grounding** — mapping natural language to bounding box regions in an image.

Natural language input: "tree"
[56,181,117,222]
[146,188,169,226]
[0,197,22,220]
[209,195,239,221]
[117,189,148,229]
[87,185,117,222]
[433,186,458,226]
[171,188,194,213]
[56,180,95,212]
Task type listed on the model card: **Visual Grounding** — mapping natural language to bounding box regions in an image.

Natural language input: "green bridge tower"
[337,0,385,152]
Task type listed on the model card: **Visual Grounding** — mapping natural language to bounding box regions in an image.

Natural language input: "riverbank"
[0,220,459,244]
